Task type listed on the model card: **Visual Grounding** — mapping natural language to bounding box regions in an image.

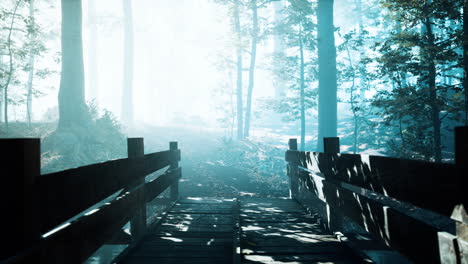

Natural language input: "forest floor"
[131,124,290,198]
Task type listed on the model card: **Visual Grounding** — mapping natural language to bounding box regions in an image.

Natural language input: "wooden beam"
[37,149,173,234]
[41,186,144,263]
[287,139,299,199]
[0,139,40,260]
[169,142,180,200]
[295,170,453,263]
[127,138,146,242]
[287,151,460,217]
[145,167,181,203]
[455,126,468,209]
[324,137,340,154]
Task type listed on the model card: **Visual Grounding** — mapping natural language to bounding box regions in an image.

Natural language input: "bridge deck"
[118,197,363,264]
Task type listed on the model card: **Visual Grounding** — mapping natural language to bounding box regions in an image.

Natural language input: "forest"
[0,0,467,263]
[0,0,466,194]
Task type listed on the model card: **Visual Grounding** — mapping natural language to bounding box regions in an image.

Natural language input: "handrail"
[285,126,467,263]
[0,138,182,263]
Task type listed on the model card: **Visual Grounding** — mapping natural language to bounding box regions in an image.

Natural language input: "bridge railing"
[286,127,467,263]
[0,138,181,263]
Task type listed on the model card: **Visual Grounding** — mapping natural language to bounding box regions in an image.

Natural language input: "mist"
[0,0,467,262]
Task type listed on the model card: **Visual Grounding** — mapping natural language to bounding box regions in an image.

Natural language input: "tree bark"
[86,0,99,102]
[299,29,306,151]
[26,0,36,127]
[317,0,338,151]
[424,16,442,162]
[4,0,22,133]
[121,0,134,128]
[464,0,468,125]
[244,0,258,138]
[273,0,286,98]
[234,0,244,139]
[58,0,89,130]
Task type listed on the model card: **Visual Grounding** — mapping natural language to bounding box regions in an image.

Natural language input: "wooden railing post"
[127,138,146,241]
[455,126,467,207]
[170,141,180,201]
[323,137,343,232]
[0,139,40,260]
[288,138,298,199]
[324,137,340,154]
[448,126,468,263]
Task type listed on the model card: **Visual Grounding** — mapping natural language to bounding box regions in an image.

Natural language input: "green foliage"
[369,0,464,160]
[42,102,126,173]
[0,0,57,126]
[266,0,317,122]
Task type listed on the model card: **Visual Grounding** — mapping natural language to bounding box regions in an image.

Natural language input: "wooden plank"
[169,142,180,200]
[177,198,236,204]
[296,172,453,263]
[142,149,180,176]
[287,150,461,217]
[145,167,181,203]
[128,138,146,242]
[41,185,144,263]
[38,149,175,234]
[120,256,229,264]
[107,229,132,245]
[0,139,40,260]
[242,243,346,254]
[243,254,359,263]
[141,236,232,246]
[159,224,233,233]
[129,245,231,258]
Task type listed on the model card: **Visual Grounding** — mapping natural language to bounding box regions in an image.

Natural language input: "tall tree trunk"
[58,0,89,130]
[234,0,244,139]
[395,17,407,88]
[299,29,306,151]
[423,14,442,162]
[244,0,258,138]
[86,0,99,102]
[273,0,286,98]
[317,0,338,151]
[121,0,134,128]
[355,0,367,99]
[464,0,468,125]
[26,0,36,127]
[4,0,22,133]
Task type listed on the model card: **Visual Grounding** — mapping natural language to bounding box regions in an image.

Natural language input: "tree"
[372,0,463,161]
[25,0,35,127]
[58,0,90,130]
[316,0,338,151]
[464,0,468,124]
[234,0,244,139]
[244,0,258,138]
[86,0,99,103]
[269,0,317,150]
[1,0,22,132]
[272,0,287,98]
[121,0,134,128]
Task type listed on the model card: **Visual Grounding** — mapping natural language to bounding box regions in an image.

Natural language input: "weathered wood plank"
[38,149,177,234]
[118,198,235,264]
[145,167,181,203]
[120,256,230,264]
[243,254,359,263]
[286,150,461,217]
[128,138,147,242]
[296,170,453,263]
[0,139,41,260]
[41,185,144,263]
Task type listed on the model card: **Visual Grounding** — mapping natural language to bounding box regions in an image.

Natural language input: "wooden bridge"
[1,127,467,263]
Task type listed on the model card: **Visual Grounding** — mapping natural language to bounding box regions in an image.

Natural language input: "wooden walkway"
[118,197,363,264]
